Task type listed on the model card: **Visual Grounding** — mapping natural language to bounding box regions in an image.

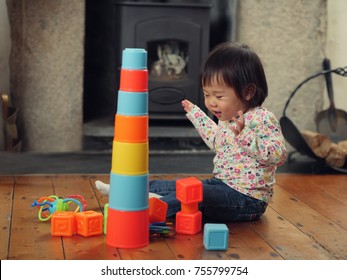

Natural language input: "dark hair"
[200,42,268,107]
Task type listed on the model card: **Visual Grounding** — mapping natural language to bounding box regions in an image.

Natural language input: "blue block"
[109,173,149,211]
[117,91,148,116]
[203,223,229,250]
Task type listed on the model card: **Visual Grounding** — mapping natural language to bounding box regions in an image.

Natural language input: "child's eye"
[216,96,223,99]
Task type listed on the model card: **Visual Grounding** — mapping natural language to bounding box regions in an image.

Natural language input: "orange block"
[176,177,203,204]
[175,211,202,235]
[75,211,103,237]
[149,197,168,223]
[51,211,75,237]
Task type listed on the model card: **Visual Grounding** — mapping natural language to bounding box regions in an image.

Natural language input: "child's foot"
[95,180,163,198]
[149,192,163,199]
[95,180,110,196]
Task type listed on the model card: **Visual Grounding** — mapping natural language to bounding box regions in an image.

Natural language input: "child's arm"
[236,111,287,166]
[181,99,218,151]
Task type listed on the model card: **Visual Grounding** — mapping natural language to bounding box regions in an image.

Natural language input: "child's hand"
[230,111,245,136]
[181,99,195,113]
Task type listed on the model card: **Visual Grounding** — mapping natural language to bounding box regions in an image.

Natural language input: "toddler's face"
[203,79,248,121]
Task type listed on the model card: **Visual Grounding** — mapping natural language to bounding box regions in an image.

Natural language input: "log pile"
[301,130,347,168]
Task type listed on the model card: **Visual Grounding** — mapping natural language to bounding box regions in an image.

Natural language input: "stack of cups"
[106,48,149,248]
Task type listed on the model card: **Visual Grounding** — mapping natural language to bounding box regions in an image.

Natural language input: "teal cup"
[122,48,147,70]
[109,173,149,211]
[116,90,148,116]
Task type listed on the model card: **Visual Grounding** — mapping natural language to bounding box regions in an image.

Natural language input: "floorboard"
[0,176,14,260]
[270,184,347,259]
[276,175,347,229]
[251,207,336,260]
[1,174,346,260]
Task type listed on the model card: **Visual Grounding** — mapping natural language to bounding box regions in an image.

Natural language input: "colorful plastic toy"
[51,211,75,237]
[51,210,103,237]
[106,48,150,249]
[31,194,87,221]
[148,197,168,223]
[175,177,203,235]
[203,223,229,250]
[103,203,108,235]
[75,210,103,237]
[149,222,175,240]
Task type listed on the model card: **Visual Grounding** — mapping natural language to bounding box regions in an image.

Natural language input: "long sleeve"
[186,106,287,202]
[185,105,219,151]
[235,110,287,166]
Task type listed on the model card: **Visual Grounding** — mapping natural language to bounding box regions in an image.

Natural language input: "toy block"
[175,211,202,235]
[148,197,168,223]
[203,223,229,250]
[181,202,198,214]
[51,211,75,237]
[75,210,103,237]
[104,203,108,235]
[176,177,203,204]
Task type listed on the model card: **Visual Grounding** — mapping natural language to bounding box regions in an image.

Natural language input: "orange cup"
[120,69,148,92]
[106,207,149,248]
[114,114,148,143]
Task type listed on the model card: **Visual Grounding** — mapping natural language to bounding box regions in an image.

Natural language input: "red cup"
[120,69,148,92]
[106,207,149,248]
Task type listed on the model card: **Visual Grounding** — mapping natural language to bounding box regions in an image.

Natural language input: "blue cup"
[122,48,147,70]
[116,90,148,116]
[109,173,149,211]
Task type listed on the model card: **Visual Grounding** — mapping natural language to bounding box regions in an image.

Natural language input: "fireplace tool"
[279,60,347,172]
[316,58,347,141]
[1,93,22,152]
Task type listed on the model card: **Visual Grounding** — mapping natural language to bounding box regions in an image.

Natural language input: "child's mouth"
[213,111,222,118]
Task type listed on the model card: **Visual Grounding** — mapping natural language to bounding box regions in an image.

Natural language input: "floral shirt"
[186,106,287,202]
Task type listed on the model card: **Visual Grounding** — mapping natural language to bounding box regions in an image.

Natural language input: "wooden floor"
[1,173,346,260]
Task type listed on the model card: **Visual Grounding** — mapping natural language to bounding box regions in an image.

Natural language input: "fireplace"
[114,0,212,119]
[83,0,235,130]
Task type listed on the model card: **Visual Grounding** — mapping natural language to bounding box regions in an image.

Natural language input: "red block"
[149,197,168,223]
[176,177,203,204]
[175,211,202,235]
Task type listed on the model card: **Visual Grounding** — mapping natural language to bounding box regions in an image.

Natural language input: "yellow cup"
[111,141,148,175]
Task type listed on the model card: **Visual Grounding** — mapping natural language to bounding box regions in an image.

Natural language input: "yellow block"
[112,141,148,175]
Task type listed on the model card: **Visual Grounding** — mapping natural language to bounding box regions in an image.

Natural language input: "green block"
[103,203,108,235]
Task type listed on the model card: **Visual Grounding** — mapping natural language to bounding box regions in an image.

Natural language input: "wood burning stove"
[114,0,212,119]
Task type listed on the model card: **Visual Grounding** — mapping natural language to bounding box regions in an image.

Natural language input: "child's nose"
[209,98,217,107]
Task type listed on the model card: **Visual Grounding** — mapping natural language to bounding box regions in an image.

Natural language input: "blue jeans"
[149,177,268,222]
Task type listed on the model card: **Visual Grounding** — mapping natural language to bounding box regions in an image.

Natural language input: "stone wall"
[6,0,84,152]
[237,0,327,133]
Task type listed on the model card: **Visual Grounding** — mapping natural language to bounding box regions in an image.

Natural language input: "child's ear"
[245,83,256,101]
